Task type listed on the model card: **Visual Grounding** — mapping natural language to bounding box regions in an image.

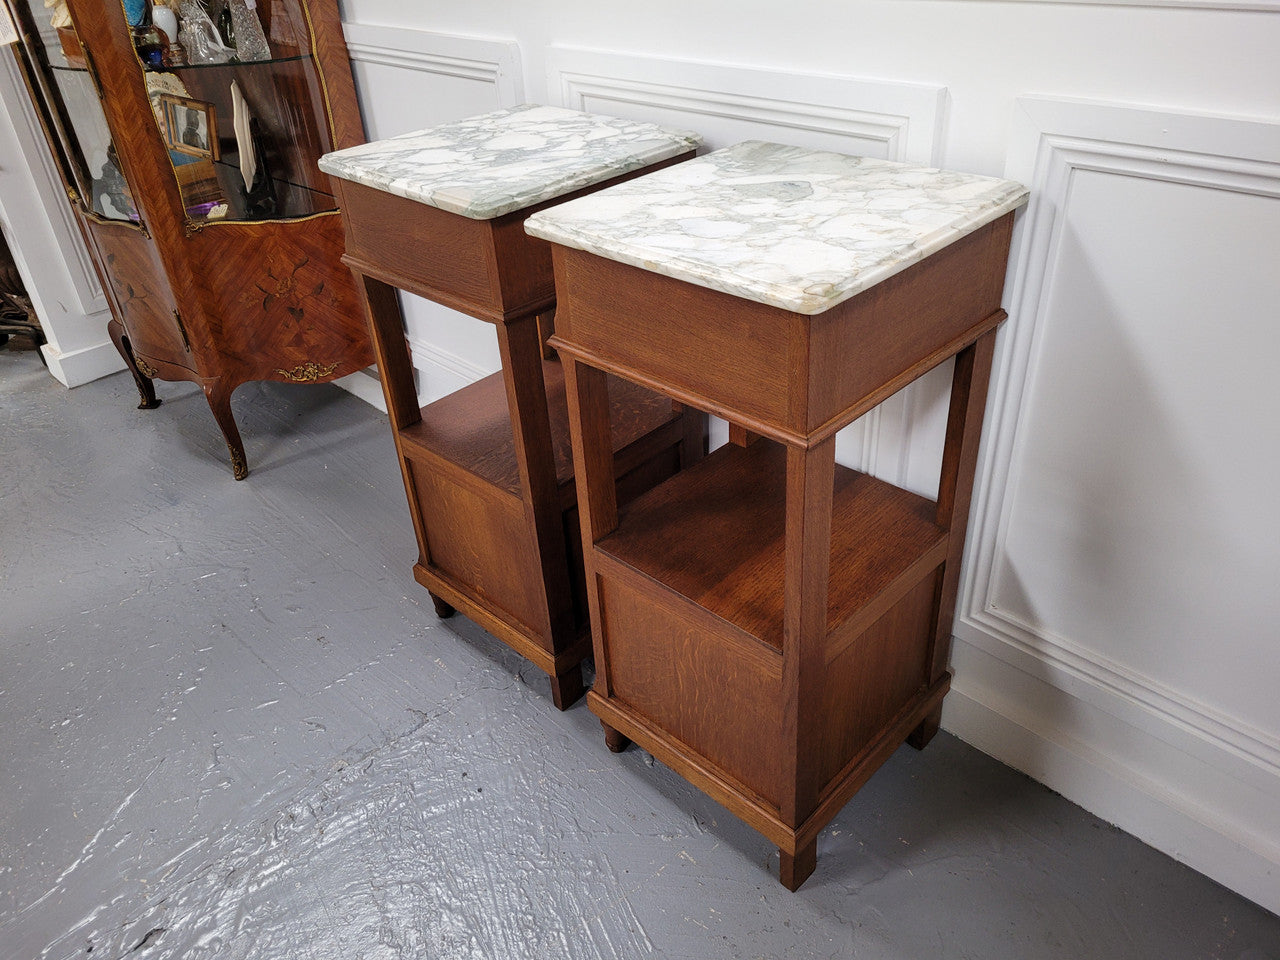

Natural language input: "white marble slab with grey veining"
[318,104,702,221]
[525,140,1029,315]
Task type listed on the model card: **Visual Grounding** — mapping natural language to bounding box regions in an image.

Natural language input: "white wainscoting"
[546,47,954,494]
[948,95,1280,910]
[338,25,524,409]
[341,24,522,140]
[0,56,120,388]
[967,0,1277,9]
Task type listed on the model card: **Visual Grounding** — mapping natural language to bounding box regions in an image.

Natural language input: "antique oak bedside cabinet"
[319,106,704,709]
[527,141,1028,887]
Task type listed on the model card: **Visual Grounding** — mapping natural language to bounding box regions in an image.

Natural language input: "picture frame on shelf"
[159,93,219,160]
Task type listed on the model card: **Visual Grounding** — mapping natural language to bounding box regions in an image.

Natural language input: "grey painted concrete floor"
[2,349,1278,960]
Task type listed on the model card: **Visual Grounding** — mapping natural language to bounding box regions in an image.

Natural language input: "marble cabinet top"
[317,104,702,221]
[525,140,1029,315]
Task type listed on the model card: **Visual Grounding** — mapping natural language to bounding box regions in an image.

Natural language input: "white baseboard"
[944,638,1280,912]
[39,337,126,388]
[333,338,494,413]
[332,366,386,412]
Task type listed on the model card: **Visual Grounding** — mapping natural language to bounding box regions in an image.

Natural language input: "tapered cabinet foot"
[548,665,585,710]
[428,592,456,619]
[779,840,817,891]
[907,706,942,751]
[602,722,631,753]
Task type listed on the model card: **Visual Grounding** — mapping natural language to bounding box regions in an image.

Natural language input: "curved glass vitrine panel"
[5,0,137,221]
[130,0,339,223]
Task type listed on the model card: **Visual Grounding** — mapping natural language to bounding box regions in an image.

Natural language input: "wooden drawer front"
[554,249,795,431]
[340,181,501,318]
[598,571,785,808]
[808,214,1014,432]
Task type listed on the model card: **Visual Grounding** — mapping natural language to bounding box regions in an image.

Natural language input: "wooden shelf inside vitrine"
[597,439,948,652]
[398,356,685,508]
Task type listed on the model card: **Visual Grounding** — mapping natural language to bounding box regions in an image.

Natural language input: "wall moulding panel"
[949,94,1280,910]
[964,0,1279,10]
[341,23,522,139]
[334,24,517,408]
[545,46,955,495]
[545,47,947,166]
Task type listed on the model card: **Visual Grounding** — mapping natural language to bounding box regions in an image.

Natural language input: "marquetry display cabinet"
[4,0,371,477]
[320,107,705,708]
[530,142,1028,888]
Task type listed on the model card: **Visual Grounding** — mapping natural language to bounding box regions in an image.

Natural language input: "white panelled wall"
[0,56,122,387]
[337,0,1280,909]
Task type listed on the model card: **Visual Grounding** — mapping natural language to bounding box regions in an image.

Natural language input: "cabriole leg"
[107,320,160,410]
[202,380,247,480]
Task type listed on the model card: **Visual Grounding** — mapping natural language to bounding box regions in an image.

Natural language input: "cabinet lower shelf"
[599,439,948,650]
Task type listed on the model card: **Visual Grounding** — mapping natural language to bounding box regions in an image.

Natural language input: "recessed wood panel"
[819,575,937,789]
[599,572,785,807]
[409,459,551,643]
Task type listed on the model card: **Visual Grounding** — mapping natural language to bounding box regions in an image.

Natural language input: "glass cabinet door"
[126,0,340,224]
[4,0,138,222]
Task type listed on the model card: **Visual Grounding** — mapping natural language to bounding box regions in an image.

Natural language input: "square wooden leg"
[780,839,817,891]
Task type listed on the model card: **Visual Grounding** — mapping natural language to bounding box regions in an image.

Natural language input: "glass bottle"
[125,0,167,69]
[227,0,269,61]
[216,0,235,49]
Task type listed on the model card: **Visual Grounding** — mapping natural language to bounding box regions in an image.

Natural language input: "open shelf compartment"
[398,356,684,505]
[598,438,947,650]
[591,437,949,807]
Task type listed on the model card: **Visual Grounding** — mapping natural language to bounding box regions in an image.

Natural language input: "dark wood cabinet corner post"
[495,311,581,706]
[344,264,438,579]
[908,326,1000,750]
[778,435,836,890]
[560,352,623,738]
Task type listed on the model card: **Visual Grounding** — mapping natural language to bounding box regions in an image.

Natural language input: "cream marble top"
[318,104,702,221]
[524,141,1029,315]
